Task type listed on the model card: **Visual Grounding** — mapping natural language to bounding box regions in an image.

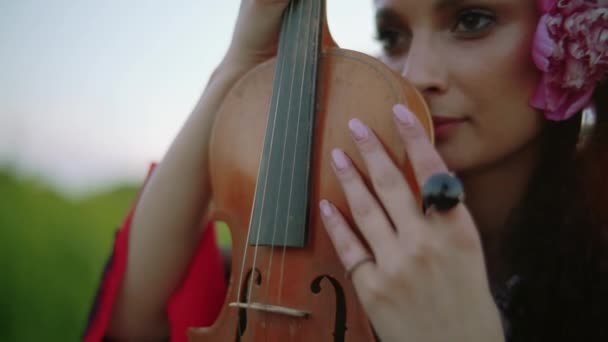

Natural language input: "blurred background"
[0,1,380,340]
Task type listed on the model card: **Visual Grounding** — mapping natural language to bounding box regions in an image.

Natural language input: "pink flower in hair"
[531,0,608,121]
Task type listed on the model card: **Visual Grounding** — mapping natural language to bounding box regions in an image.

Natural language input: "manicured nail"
[348,118,369,141]
[320,199,333,217]
[393,104,414,126]
[331,148,349,170]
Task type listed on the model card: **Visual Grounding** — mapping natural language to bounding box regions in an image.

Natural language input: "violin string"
[244,1,293,301]
[243,0,295,308]
[277,0,315,304]
[264,0,306,305]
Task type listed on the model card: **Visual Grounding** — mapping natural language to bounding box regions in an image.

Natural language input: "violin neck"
[248,0,325,248]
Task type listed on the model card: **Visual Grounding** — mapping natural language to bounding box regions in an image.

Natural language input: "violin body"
[188,1,432,341]
[188,49,432,341]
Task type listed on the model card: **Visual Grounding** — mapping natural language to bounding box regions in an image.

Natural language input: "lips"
[431,116,467,126]
[431,116,468,138]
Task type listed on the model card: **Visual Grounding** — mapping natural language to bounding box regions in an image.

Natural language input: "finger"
[330,148,396,260]
[392,104,470,221]
[347,118,423,232]
[392,104,449,185]
[319,199,377,279]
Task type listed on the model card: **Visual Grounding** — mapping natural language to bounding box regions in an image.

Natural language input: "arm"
[105,1,290,339]
[105,62,249,340]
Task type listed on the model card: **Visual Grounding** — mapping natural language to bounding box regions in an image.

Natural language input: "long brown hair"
[505,81,608,341]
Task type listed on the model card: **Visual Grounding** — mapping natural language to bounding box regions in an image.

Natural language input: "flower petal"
[530,79,550,109]
[538,0,557,12]
[532,16,556,72]
[557,87,595,120]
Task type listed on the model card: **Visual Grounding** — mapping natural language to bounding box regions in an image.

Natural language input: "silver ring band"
[345,255,374,279]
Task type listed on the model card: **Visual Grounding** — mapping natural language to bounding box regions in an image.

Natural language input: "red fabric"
[83,164,227,341]
[167,223,226,339]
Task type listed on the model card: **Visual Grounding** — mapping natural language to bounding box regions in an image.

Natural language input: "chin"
[434,140,478,174]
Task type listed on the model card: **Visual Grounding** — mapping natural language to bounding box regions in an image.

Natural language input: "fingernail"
[348,118,369,141]
[320,199,333,217]
[393,104,414,126]
[331,148,349,170]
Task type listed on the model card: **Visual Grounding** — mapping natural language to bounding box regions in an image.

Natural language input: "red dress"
[83,164,227,342]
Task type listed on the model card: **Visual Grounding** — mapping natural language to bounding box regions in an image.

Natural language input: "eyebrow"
[376,0,468,22]
[434,0,467,11]
[375,7,401,23]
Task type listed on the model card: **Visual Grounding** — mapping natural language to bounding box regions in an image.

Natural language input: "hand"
[319,104,505,342]
[220,0,290,74]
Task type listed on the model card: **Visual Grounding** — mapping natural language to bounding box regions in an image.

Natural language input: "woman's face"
[374,0,545,173]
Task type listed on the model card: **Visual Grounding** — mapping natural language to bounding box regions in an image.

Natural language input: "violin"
[189,0,433,340]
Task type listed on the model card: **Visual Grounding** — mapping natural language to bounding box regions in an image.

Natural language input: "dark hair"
[505,81,608,341]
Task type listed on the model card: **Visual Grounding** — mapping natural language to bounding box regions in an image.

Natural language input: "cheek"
[441,24,545,170]
[458,19,541,119]
[453,22,541,110]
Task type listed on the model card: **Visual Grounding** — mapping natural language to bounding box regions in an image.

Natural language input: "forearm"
[106,61,249,340]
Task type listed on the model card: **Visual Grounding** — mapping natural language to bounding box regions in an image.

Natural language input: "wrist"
[214,45,276,84]
[212,52,257,85]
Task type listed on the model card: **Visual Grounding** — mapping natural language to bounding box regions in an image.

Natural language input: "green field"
[0,167,230,341]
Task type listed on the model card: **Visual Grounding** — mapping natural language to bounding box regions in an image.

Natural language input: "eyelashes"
[453,8,496,36]
[374,7,497,55]
[374,28,409,55]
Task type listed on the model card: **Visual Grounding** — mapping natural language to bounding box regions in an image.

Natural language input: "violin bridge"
[229,302,311,318]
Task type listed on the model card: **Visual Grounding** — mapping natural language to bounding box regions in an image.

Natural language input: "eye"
[374,27,410,55]
[453,9,496,36]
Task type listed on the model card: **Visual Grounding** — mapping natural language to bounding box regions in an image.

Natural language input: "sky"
[1,0,380,195]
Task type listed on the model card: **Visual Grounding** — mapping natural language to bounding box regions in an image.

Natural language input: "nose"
[401,35,448,96]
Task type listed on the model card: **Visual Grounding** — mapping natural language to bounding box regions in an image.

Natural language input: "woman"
[84,0,608,341]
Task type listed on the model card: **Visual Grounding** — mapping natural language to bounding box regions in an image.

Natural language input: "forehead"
[372,0,537,21]
[374,0,465,10]
[373,0,534,11]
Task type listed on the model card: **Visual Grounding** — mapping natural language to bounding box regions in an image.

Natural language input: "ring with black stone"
[421,172,465,214]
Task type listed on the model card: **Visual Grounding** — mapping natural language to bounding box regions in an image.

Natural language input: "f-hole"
[236,268,262,341]
[311,275,346,342]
